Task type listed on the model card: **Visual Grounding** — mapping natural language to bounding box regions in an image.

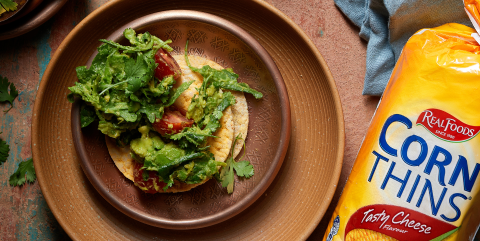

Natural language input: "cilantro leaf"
[68,78,101,109]
[124,55,155,95]
[218,134,254,194]
[0,137,9,165]
[0,0,17,12]
[9,158,36,186]
[233,160,254,178]
[137,103,163,123]
[124,57,146,93]
[0,75,18,113]
[103,51,127,84]
[220,157,235,193]
[80,104,97,128]
[91,44,118,76]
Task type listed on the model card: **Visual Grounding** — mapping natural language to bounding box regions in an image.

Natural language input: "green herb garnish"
[67,28,190,138]
[9,158,36,186]
[0,75,18,113]
[0,136,9,165]
[218,134,254,194]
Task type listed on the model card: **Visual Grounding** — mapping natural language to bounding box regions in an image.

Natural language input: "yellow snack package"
[323,23,480,241]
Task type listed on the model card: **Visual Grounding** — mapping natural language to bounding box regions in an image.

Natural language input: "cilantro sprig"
[218,134,254,194]
[0,75,37,187]
[0,135,9,165]
[0,75,18,113]
[9,158,36,187]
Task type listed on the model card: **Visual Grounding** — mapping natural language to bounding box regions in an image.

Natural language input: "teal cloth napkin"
[335,0,473,95]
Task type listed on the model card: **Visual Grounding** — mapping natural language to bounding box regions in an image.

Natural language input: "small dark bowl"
[71,10,290,230]
[0,0,30,24]
[0,0,44,25]
[0,0,67,40]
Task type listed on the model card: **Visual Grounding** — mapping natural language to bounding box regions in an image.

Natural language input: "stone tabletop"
[0,0,386,240]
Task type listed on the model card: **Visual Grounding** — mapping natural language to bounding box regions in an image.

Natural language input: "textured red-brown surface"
[262,1,380,239]
[0,0,376,240]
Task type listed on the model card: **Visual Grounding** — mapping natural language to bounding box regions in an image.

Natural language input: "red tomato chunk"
[152,109,194,136]
[133,161,166,194]
[154,48,181,80]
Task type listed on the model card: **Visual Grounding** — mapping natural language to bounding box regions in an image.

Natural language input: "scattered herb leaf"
[0,75,18,113]
[220,158,235,193]
[9,158,36,186]
[0,136,9,165]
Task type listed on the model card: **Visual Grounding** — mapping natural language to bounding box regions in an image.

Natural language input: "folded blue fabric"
[335,0,473,96]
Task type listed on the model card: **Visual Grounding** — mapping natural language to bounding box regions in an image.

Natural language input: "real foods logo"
[416,109,480,143]
[359,112,480,240]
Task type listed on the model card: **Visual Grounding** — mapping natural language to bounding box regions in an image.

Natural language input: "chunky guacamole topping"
[130,126,165,160]
[68,29,261,192]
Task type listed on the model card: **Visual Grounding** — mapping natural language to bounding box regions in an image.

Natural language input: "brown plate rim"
[261,2,345,237]
[70,10,291,230]
[32,0,345,239]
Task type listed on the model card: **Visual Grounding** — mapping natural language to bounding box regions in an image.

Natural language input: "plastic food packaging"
[465,0,480,29]
[323,23,480,241]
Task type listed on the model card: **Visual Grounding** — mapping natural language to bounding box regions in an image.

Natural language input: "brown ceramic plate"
[0,0,66,40]
[70,10,290,230]
[33,0,345,240]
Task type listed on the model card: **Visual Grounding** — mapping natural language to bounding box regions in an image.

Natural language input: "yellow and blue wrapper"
[324,23,480,241]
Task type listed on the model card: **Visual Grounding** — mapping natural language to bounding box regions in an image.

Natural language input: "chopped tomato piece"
[152,109,194,136]
[133,161,166,194]
[154,48,181,80]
